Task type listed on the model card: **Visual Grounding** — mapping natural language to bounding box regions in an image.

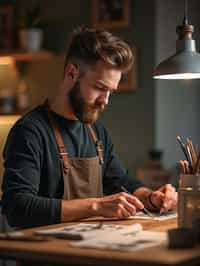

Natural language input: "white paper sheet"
[129,211,177,221]
[36,222,168,251]
[71,227,167,251]
[35,223,143,240]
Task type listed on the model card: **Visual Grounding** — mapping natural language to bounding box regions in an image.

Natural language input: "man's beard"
[69,81,104,124]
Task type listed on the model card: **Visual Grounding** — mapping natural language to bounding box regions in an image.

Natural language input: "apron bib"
[46,102,104,199]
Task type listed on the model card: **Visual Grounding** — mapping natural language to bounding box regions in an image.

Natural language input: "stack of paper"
[70,224,167,251]
[35,222,168,251]
[35,223,142,240]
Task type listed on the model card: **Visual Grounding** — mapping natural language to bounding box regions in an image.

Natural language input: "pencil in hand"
[120,186,153,217]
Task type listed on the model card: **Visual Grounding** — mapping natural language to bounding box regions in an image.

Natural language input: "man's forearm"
[61,198,98,222]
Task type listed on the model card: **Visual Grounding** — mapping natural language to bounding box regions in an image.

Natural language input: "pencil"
[177,136,193,173]
[187,138,197,165]
[120,186,154,217]
[194,152,200,174]
[186,144,193,171]
[177,136,189,161]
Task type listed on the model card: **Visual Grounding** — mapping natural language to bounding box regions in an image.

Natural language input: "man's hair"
[63,27,133,76]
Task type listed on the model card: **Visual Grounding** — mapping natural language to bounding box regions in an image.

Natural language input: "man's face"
[69,61,121,123]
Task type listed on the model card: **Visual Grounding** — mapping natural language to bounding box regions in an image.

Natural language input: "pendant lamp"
[153,0,200,80]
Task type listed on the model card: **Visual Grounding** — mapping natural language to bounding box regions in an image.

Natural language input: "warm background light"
[0,115,21,194]
[0,56,14,66]
[0,115,21,125]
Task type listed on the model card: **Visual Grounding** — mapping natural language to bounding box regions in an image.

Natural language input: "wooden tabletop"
[0,218,199,266]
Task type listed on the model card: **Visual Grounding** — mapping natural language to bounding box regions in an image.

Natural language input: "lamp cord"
[183,0,188,25]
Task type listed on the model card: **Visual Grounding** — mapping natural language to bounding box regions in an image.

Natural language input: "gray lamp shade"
[153,50,200,79]
[153,11,200,80]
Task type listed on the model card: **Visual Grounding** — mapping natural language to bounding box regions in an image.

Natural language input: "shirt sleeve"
[1,122,61,228]
[99,124,144,195]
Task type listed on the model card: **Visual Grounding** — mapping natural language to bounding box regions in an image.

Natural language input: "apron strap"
[44,100,70,176]
[44,100,103,165]
[87,124,104,165]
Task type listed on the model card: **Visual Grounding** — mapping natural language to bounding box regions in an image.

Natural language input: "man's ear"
[69,72,74,79]
[65,64,78,81]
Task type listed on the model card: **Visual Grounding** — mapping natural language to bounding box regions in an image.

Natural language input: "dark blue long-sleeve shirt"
[1,105,143,228]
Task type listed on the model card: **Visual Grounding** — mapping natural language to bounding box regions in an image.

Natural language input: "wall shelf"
[0,50,54,77]
[0,115,21,125]
[0,50,53,63]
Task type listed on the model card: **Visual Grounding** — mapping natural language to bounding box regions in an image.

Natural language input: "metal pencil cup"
[178,174,200,228]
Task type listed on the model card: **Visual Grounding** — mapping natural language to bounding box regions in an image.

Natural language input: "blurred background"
[0,0,200,194]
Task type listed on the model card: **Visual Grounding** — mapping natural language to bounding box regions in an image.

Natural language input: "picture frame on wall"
[91,0,130,29]
[0,5,14,50]
[118,45,138,92]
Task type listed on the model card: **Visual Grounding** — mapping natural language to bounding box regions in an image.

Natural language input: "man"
[1,27,177,228]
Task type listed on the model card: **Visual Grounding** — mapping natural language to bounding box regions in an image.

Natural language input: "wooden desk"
[0,218,199,266]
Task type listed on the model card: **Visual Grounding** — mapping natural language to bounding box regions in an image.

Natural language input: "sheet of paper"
[36,222,168,251]
[71,229,167,251]
[35,223,143,240]
[129,211,177,221]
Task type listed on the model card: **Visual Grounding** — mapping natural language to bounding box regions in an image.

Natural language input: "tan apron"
[46,104,104,199]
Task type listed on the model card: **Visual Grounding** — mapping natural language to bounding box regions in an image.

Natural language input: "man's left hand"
[150,184,177,213]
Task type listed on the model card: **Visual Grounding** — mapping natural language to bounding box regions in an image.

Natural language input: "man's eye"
[110,90,116,95]
[95,85,103,90]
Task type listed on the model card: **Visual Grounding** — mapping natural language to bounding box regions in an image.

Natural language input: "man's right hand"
[91,192,144,219]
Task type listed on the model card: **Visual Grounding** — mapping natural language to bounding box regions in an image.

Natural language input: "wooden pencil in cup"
[186,138,197,166]
[179,160,186,174]
[186,145,193,173]
[194,152,200,175]
[177,136,192,171]
[177,136,189,161]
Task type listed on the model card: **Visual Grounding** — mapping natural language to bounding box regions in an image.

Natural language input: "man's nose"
[99,91,110,105]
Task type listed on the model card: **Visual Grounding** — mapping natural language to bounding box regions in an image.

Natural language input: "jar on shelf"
[0,88,16,114]
[16,79,30,113]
